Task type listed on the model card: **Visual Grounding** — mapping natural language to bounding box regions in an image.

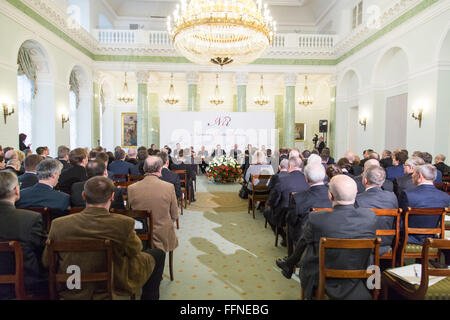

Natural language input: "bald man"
[276,175,377,300]
[355,159,393,194]
[345,151,363,176]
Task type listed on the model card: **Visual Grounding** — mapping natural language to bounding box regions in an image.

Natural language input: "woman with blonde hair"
[245,151,274,193]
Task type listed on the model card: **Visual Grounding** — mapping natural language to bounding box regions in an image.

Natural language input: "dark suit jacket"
[393,174,414,199]
[267,171,289,191]
[57,159,72,171]
[16,183,71,220]
[58,165,87,194]
[435,162,450,175]
[286,184,332,243]
[399,184,450,244]
[18,172,39,190]
[0,202,47,299]
[160,168,182,199]
[298,205,377,300]
[126,158,138,166]
[70,181,125,210]
[350,164,363,177]
[267,171,309,226]
[380,158,393,169]
[108,160,134,181]
[355,187,399,255]
[129,162,145,176]
[211,150,226,158]
[170,163,195,200]
[355,175,393,194]
[386,165,406,181]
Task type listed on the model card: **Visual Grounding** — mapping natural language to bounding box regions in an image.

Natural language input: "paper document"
[445,215,450,222]
[386,264,448,287]
[134,220,144,230]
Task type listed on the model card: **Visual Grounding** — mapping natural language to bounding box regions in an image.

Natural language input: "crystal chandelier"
[298,75,314,106]
[163,73,180,105]
[210,74,224,106]
[254,75,269,106]
[117,72,134,104]
[167,0,276,67]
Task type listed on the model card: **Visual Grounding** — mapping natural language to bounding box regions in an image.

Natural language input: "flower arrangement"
[206,156,242,184]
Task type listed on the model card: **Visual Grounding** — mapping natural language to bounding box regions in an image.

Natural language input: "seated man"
[420,152,443,183]
[156,152,182,200]
[267,159,289,191]
[276,175,377,300]
[16,159,70,220]
[129,150,148,176]
[386,150,408,181]
[265,157,309,246]
[4,159,21,176]
[171,154,196,202]
[355,165,399,256]
[393,156,424,199]
[19,154,43,190]
[399,164,450,245]
[197,146,209,174]
[128,157,179,254]
[0,171,47,299]
[56,146,71,171]
[286,163,332,244]
[58,148,88,194]
[109,149,134,181]
[42,176,165,300]
[434,154,450,176]
[126,148,138,165]
[355,159,393,194]
[70,159,125,210]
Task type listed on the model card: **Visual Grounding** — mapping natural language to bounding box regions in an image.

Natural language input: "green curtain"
[17,47,37,98]
[69,70,80,108]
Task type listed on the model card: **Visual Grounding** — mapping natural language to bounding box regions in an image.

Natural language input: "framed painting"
[122,113,138,148]
[295,123,305,142]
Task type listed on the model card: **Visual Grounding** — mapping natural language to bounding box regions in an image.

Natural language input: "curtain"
[17,47,37,98]
[70,70,80,108]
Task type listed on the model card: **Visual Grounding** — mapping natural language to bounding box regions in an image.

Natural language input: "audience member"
[130,150,148,176]
[393,156,425,198]
[42,176,165,300]
[386,150,408,181]
[355,165,399,256]
[18,154,42,189]
[268,159,289,191]
[109,149,133,181]
[88,150,97,161]
[96,152,114,179]
[286,163,332,244]
[345,151,363,176]
[58,148,88,194]
[380,150,393,169]
[355,159,394,194]
[128,157,179,253]
[56,146,71,171]
[70,160,125,210]
[126,148,138,165]
[157,151,182,200]
[0,171,47,299]
[245,151,274,193]
[326,164,342,181]
[420,152,443,183]
[0,155,5,170]
[16,159,70,220]
[276,175,377,300]
[337,158,354,179]
[5,159,21,176]
[19,133,31,151]
[434,154,450,175]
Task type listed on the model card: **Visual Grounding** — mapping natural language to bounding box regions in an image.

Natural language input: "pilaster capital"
[284,73,297,87]
[136,71,151,84]
[186,72,199,85]
[235,72,249,86]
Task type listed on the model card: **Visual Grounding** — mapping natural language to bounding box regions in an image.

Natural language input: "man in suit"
[229,144,242,161]
[126,148,138,166]
[434,154,450,176]
[345,151,363,176]
[0,171,47,299]
[129,150,148,176]
[380,150,393,169]
[355,165,399,256]
[267,159,289,191]
[16,159,70,220]
[109,149,134,181]
[4,159,22,176]
[321,148,335,165]
[58,148,88,194]
[128,157,179,254]
[56,146,71,171]
[198,146,209,174]
[157,151,182,199]
[386,150,408,181]
[420,152,443,183]
[399,164,450,245]
[172,143,182,161]
[265,157,310,246]
[70,160,124,210]
[393,156,425,199]
[171,154,196,202]
[42,176,165,300]
[355,159,393,194]
[359,149,374,169]
[286,163,332,244]
[211,144,226,158]
[317,137,326,155]
[276,175,377,300]
[18,154,42,190]
[279,148,289,164]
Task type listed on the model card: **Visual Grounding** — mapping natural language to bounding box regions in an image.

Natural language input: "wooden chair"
[18,207,51,233]
[128,175,144,182]
[316,237,381,300]
[46,239,113,300]
[172,170,188,209]
[70,207,85,214]
[399,207,448,266]
[371,209,402,268]
[312,208,333,212]
[113,174,128,182]
[446,209,450,231]
[248,175,272,219]
[0,241,26,300]
[381,238,450,300]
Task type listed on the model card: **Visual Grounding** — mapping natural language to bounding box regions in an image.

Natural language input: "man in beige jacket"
[128,156,179,253]
[42,176,165,300]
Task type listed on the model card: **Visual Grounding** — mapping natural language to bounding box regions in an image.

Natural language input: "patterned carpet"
[158,176,301,300]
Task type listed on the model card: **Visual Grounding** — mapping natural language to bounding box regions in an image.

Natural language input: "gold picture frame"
[295,123,305,142]
[121,113,138,148]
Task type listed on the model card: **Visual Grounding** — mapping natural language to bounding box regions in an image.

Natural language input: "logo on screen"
[207,116,232,128]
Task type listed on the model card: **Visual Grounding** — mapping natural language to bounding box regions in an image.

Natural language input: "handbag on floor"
[239,184,249,199]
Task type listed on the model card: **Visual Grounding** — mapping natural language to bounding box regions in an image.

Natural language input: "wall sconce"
[359,117,367,131]
[61,114,70,128]
[412,108,423,128]
[2,103,14,124]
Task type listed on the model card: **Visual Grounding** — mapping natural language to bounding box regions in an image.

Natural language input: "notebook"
[386,264,448,287]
